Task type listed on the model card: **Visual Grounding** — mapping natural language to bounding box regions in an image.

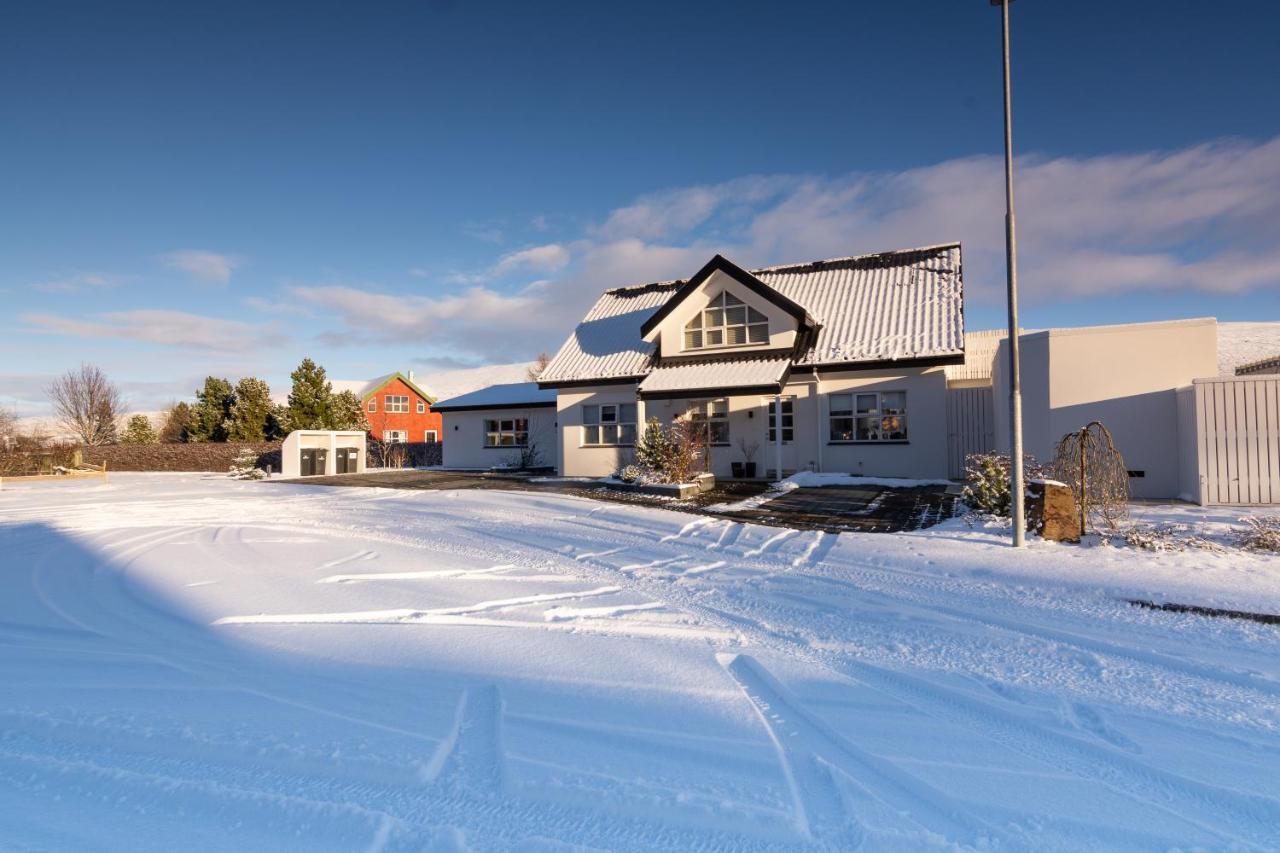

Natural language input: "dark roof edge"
[638,254,814,337]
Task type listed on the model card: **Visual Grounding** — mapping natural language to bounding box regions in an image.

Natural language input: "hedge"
[82,442,283,473]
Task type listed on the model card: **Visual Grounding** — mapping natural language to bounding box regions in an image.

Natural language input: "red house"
[355,372,440,444]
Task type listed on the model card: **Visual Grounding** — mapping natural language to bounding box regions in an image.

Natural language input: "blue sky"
[4,0,1279,416]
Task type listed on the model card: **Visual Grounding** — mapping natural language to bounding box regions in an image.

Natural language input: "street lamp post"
[992,0,1025,547]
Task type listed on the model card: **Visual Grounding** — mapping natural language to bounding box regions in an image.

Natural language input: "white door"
[763,396,798,478]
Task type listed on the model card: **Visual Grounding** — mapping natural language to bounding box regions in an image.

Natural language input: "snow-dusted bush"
[617,464,643,484]
[1238,516,1280,553]
[627,417,708,484]
[1121,522,1223,553]
[228,448,266,480]
[962,452,1045,517]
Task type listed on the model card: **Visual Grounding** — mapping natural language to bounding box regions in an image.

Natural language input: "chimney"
[408,370,415,382]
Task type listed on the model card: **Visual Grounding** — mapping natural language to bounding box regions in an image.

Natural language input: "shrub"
[228,447,267,480]
[629,417,708,484]
[1238,516,1280,553]
[962,452,1046,517]
[1121,522,1223,553]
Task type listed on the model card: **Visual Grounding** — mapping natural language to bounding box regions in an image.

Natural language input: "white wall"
[280,430,366,477]
[441,408,558,470]
[557,386,642,477]
[647,269,798,358]
[993,318,1218,499]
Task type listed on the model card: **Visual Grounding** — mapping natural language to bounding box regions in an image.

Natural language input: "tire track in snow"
[720,653,994,848]
[744,528,799,558]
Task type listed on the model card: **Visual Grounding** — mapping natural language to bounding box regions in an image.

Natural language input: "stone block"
[1028,479,1081,543]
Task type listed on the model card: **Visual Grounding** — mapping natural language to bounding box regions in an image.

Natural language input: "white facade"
[992,318,1218,499]
[434,382,560,470]
[1177,375,1280,505]
[281,430,367,478]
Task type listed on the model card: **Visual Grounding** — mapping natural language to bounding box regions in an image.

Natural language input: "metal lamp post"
[992,0,1025,546]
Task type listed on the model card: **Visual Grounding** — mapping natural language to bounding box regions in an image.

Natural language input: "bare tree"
[48,364,123,446]
[526,352,551,382]
[0,406,15,451]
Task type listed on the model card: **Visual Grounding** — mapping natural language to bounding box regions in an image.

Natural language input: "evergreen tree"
[227,377,274,442]
[329,390,370,432]
[285,358,333,430]
[228,447,267,480]
[159,402,196,443]
[267,403,290,439]
[120,414,158,444]
[188,377,235,442]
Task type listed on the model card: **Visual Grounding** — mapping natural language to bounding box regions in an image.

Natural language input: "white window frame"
[416,400,426,414]
[385,394,410,413]
[765,396,795,444]
[383,429,408,444]
[424,429,438,443]
[686,399,730,445]
[581,403,637,446]
[828,391,908,443]
[485,418,529,448]
[683,291,769,350]
[367,399,377,413]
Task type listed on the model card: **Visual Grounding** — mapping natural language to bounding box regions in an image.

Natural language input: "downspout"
[812,371,823,473]
[774,392,784,483]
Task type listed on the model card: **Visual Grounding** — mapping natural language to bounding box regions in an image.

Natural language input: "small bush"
[1238,516,1280,553]
[628,417,708,484]
[962,452,1045,517]
[228,447,266,480]
[1121,522,1223,553]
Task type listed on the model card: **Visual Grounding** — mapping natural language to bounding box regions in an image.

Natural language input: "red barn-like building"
[351,372,441,444]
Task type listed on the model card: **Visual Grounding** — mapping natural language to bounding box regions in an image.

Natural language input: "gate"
[946,386,994,480]
[1179,376,1280,505]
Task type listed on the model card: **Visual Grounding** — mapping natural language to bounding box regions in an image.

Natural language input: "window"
[686,399,730,445]
[367,399,377,413]
[416,400,426,414]
[582,403,637,446]
[485,418,528,447]
[683,291,769,350]
[385,394,409,413]
[829,391,907,442]
[383,429,407,443]
[766,397,794,443]
[424,430,438,443]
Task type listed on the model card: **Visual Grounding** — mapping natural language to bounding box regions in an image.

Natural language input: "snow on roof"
[637,357,791,396]
[539,244,964,384]
[1218,322,1280,376]
[432,382,558,411]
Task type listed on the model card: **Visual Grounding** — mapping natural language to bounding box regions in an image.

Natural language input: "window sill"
[827,440,910,446]
[580,443,635,449]
[484,445,529,449]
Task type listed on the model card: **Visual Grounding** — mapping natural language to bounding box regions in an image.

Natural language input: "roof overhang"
[637,357,791,399]
[638,254,816,338]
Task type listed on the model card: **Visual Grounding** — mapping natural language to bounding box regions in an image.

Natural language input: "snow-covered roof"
[637,357,791,396]
[1218,322,1280,376]
[539,244,964,385]
[432,382,558,412]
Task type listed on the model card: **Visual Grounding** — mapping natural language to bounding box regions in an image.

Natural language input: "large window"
[582,403,636,446]
[385,394,409,413]
[686,399,730,445]
[766,397,794,443]
[829,391,907,442]
[383,429,407,444]
[485,418,528,447]
[683,292,769,350]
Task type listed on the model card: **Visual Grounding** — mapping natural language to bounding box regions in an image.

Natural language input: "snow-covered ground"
[1,474,1277,851]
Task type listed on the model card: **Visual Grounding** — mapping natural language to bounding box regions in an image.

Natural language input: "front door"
[763,396,798,479]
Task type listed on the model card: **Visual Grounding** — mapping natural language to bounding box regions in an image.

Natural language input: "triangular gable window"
[683,292,769,349]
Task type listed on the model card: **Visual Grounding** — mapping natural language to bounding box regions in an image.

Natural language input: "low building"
[281,430,366,477]
[1235,354,1280,376]
[433,382,558,470]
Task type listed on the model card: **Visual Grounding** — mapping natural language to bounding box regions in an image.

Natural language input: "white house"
[433,382,559,470]
[536,246,966,480]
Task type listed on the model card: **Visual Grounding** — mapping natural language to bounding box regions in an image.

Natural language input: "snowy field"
[1,474,1278,851]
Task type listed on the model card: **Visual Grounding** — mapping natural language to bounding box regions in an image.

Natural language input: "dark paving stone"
[281,471,956,534]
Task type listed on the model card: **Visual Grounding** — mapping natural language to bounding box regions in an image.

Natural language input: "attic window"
[683,292,769,349]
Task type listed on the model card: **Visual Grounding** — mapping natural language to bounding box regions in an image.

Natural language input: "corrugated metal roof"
[540,244,963,385]
[637,357,791,395]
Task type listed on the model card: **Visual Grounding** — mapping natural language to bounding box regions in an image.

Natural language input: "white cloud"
[493,243,571,276]
[31,272,122,294]
[162,249,242,284]
[22,309,286,352]
[296,135,1280,360]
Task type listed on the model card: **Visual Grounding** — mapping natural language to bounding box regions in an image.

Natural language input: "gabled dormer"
[639,254,816,360]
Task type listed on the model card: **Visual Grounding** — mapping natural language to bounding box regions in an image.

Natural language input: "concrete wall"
[441,408,558,470]
[993,318,1218,499]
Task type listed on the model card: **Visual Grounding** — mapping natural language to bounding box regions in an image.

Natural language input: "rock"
[1028,479,1081,543]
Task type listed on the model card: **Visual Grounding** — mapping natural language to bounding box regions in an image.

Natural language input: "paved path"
[285,470,958,532]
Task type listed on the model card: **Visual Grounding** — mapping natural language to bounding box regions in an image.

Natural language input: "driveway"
[288,469,959,533]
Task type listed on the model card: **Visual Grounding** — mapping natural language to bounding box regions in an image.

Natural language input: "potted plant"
[737,438,760,479]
